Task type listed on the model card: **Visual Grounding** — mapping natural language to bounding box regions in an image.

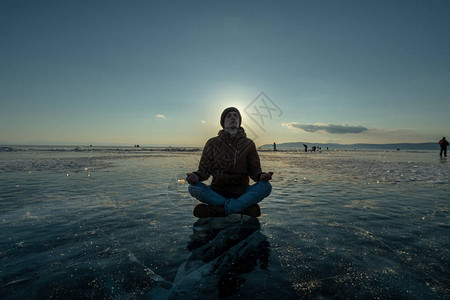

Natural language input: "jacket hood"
[218,127,247,140]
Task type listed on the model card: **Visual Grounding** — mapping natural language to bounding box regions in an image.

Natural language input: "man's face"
[224,111,240,130]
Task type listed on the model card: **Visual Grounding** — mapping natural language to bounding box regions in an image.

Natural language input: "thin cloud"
[283,122,368,134]
[155,114,167,119]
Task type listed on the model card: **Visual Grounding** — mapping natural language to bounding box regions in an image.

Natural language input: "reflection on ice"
[146,215,296,299]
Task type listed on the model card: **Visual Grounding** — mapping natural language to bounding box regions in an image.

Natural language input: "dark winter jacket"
[194,128,262,198]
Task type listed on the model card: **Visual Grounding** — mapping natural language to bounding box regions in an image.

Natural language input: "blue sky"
[1,0,449,146]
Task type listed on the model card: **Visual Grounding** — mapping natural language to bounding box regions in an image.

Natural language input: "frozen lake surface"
[0,146,449,299]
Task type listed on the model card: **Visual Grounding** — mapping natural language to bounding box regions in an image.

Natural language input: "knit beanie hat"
[220,107,242,128]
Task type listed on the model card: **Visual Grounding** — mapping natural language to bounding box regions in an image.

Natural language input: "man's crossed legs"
[188,181,272,216]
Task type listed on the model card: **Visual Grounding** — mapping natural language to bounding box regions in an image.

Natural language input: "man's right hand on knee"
[186,173,199,185]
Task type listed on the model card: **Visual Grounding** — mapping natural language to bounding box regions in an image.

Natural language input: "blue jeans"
[188,181,272,215]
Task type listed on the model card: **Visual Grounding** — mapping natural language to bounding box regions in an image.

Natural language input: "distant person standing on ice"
[186,107,273,218]
[439,137,448,157]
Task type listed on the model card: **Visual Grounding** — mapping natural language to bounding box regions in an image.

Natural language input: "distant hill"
[262,142,438,151]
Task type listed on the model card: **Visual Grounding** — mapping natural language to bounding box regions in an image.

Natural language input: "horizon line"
[1,141,439,148]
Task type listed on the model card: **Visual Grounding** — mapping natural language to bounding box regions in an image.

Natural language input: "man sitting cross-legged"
[186,107,273,218]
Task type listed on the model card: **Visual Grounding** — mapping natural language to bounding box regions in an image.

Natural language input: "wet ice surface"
[0,148,449,299]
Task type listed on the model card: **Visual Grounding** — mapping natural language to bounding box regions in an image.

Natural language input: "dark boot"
[240,204,261,217]
[193,204,226,218]
[193,203,261,218]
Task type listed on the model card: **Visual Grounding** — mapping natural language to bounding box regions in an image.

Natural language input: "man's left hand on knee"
[259,172,273,182]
